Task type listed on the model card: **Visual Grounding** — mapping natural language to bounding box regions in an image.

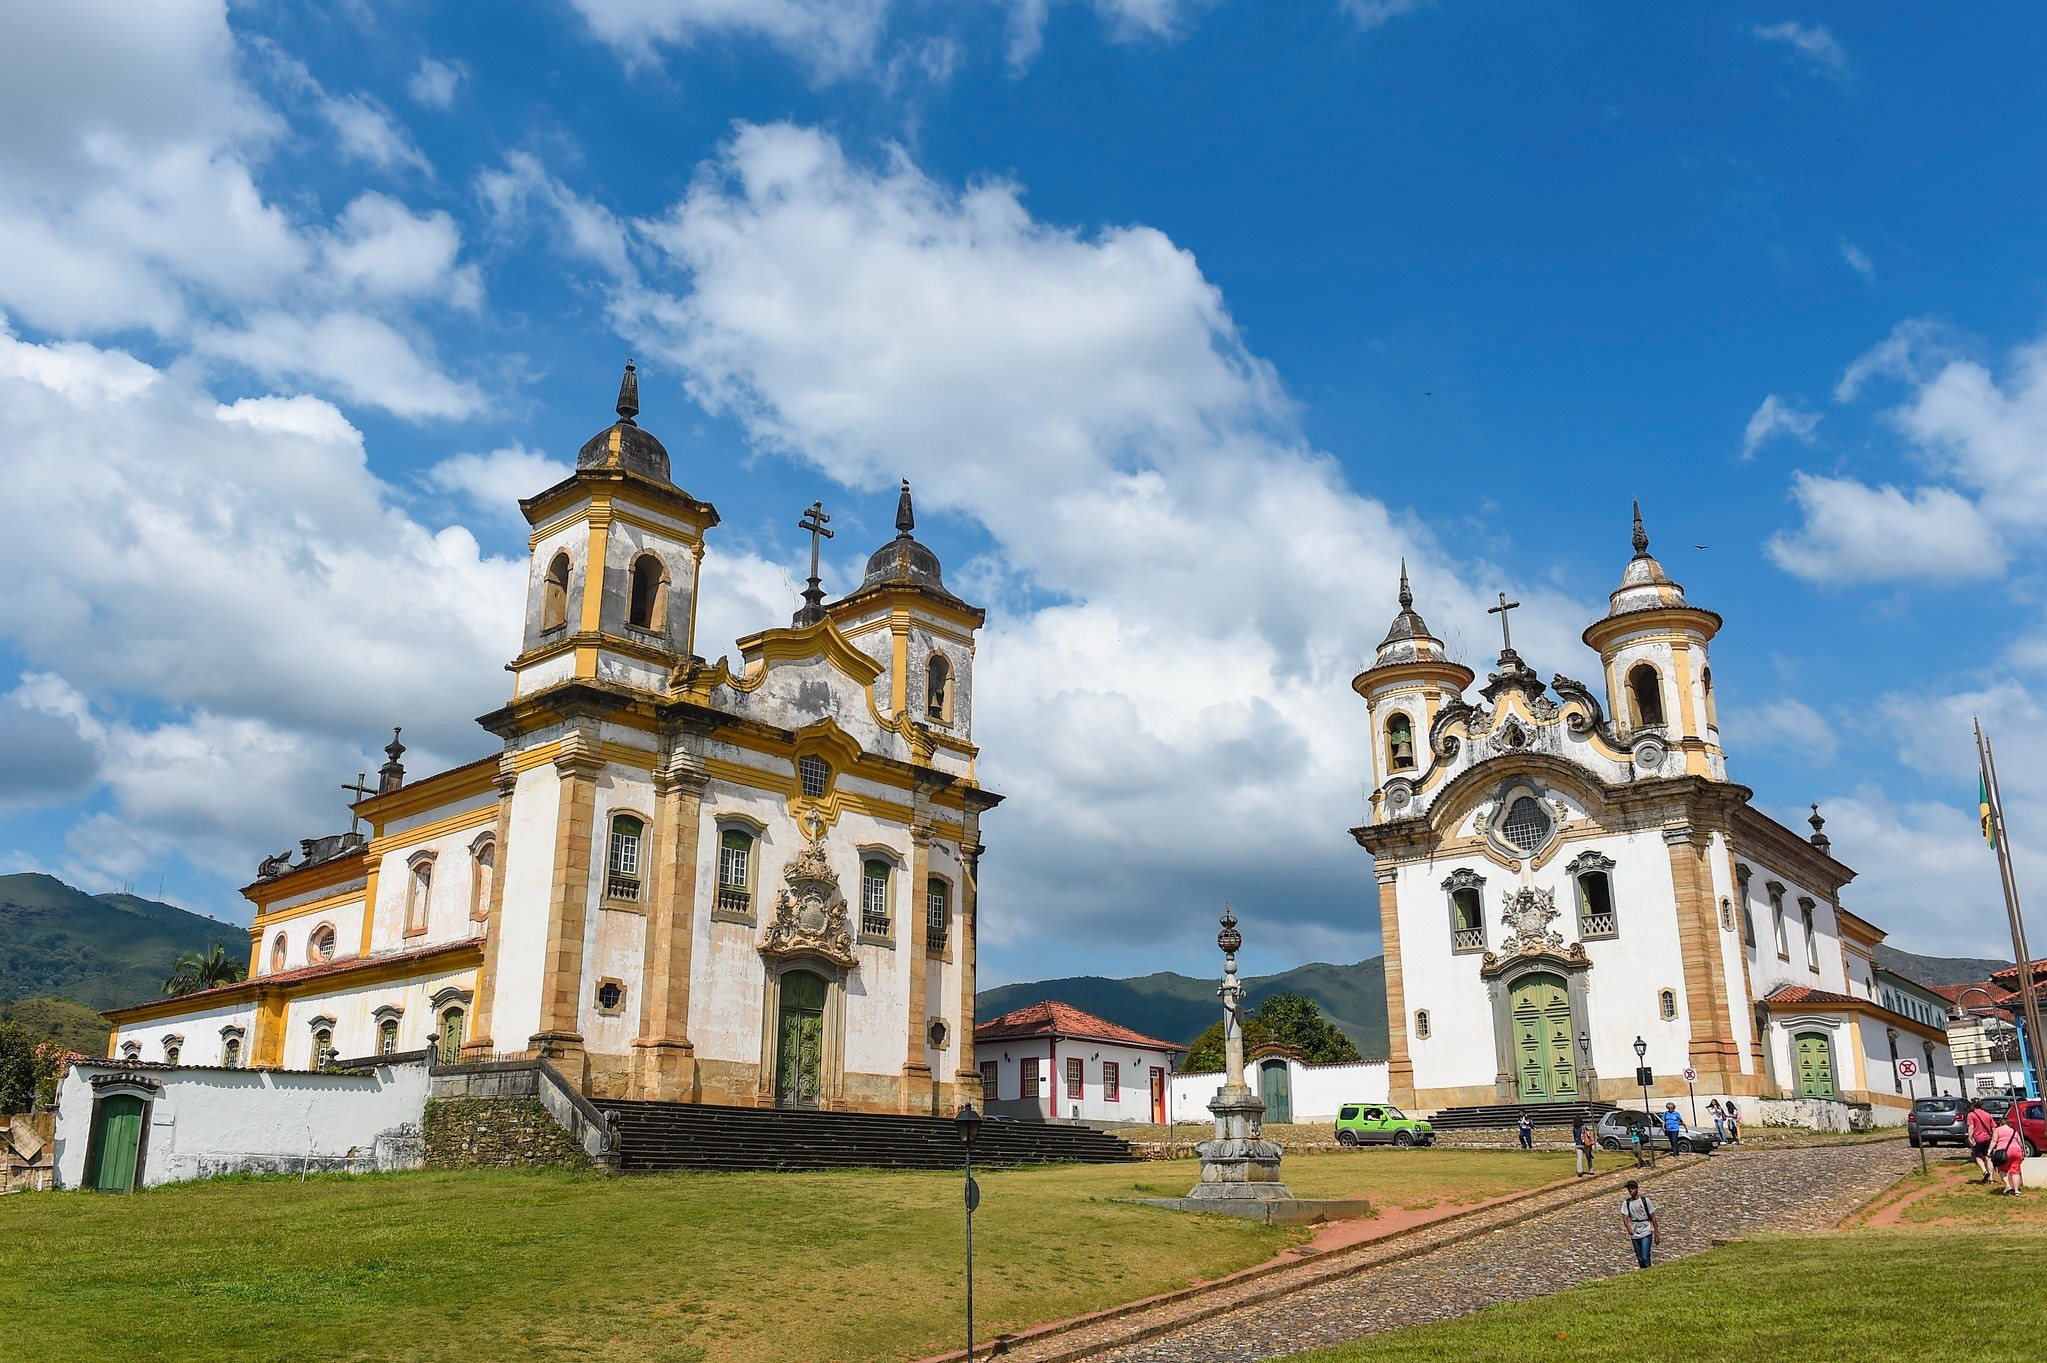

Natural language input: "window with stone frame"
[798,755,831,798]
[627,553,668,631]
[1658,989,1677,1021]
[222,1034,242,1068]
[1769,883,1790,959]
[1800,899,1820,971]
[470,837,496,921]
[861,859,892,937]
[541,551,571,632]
[270,932,287,973]
[439,1008,465,1065]
[1021,1056,1041,1099]
[926,653,954,724]
[1501,796,1553,853]
[378,1018,399,1054]
[925,877,950,954]
[1569,852,1618,937]
[309,923,337,963]
[1065,1056,1084,1100]
[163,1037,181,1065]
[1443,869,1487,952]
[121,1041,141,1062]
[313,1027,335,1068]
[1103,1061,1121,1102]
[606,814,644,902]
[1386,712,1417,772]
[980,1059,998,1100]
[717,828,755,915]
[1886,1027,1902,1090]
[406,857,434,936]
[596,980,626,1014]
[1414,1009,1432,1039]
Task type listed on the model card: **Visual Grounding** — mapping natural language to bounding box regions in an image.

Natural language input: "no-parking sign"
[1681,1067,1698,1084]
[1898,1058,1920,1079]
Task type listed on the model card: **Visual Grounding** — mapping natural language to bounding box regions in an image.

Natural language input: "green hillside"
[1875,944,2012,987]
[0,873,246,1012]
[0,996,113,1055]
[978,957,1391,1061]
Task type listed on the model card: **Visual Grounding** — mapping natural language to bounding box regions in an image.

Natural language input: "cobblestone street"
[1001,1141,1917,1363]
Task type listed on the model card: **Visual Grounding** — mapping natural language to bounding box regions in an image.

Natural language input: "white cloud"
[1835,318,1954,403]
[608,122,1605,965]
[1801,789,2010,958]
[1003,0,1208,68]
[1722,697,1838,764]
[322,192,481,308]
[479,152,635,279]
[1749,20,1849,78]
[0,326,528,892]
[1767,474,2003,584]
[426,444,574,525]
[565,0,892,80]
[195,311,484,419]
[0,686,100,813]
[318,93,433,175]
[1340,0,1430,33]
[1892,339,2047,534]
[408,57,464,109]
[1839,238,1874,281]
[1741,393,1819,459]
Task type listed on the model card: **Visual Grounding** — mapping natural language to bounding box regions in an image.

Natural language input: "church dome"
[850,481,966,605]
[1373,560,1455,667]
[1602,500,1693,618]
[575,362,672,484]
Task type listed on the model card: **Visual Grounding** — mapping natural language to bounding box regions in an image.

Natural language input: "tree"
[1176,993,1361,1072]
[0,1023,66,1113]
[164,942,246,997]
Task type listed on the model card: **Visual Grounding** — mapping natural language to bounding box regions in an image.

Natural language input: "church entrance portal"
[774,971,827,1108]
[1509,973,1579,1102]
[1793,1032,1837,1098]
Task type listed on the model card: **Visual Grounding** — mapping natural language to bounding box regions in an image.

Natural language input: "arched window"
[308,923,337,963]
[313,1027,335,1069]
[378,1018,399,1055]
[406,858,434,936]
[1443,870,1486,952]
[1386,712,1416,772]
[627,553,667,631]
[606,814,644,902]
[926,653,954,724]
[1414,1009,1432,1040]
[1627,663,1665,728]
[1800,900,1820,971]
[1769,883,1789,959]
[861,858,893,938]
[797,754,831,798]
[469,837,496,921]
[270,932,287,973]
[926,877,951,954]
[163,1037,182,1065]
[716,828,756,915]
[1576,870,1617,937]
[1658,989,1677,1021]
[541,552,571,632]
[222,1035,242,1068]
[438,1008,465,1065]
[1886,1027,1901,1090]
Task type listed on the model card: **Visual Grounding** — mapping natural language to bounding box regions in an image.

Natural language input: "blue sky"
[1,1,2042,986]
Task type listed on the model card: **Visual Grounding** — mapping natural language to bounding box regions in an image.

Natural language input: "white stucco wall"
[1170,1059,1390,1124]
[112,1000,259,1067]
[53,1060,429,1189]
[979,1039,1177,1123]
[280,964,478,1068]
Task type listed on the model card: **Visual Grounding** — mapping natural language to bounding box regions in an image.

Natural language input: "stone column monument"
[1187,905,1293,1203]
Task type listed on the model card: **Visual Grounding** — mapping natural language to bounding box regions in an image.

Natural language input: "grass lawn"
[0,1149,1562,1363]
[1285,1228,2047,1361]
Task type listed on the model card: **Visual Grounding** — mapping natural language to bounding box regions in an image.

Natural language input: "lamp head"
[1633,1034,1648,1061]
[955,1102,983,1148]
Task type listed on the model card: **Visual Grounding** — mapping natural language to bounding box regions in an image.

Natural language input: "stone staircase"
[590,1100,1136,1173]
[1425,1098,1620,1132]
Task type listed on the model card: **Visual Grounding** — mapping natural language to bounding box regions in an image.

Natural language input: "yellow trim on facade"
[365,801,501,856]
[354,756,498,828]
[252,884,369,930]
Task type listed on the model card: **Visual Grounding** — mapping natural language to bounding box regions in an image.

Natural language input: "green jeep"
[1334,1103,1436,1147]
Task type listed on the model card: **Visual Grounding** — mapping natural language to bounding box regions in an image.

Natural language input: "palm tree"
[164,942,247,997]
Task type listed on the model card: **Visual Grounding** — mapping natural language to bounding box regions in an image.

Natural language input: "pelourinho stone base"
[1192,1083,1295,1202]
[1126,1195,1373,1226]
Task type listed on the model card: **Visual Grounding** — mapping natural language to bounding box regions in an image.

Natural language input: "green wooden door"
[1259,1060,1292,1123]
[1794,1032,1837,1098]
[1510,974,1578,1102]
[774,972,827,1108]
[87,1094,145,1192]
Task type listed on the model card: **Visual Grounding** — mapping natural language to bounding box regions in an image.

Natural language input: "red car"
[2014,1099,2044,1158]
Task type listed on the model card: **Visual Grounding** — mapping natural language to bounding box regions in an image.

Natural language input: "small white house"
[974,1001,1179,1124]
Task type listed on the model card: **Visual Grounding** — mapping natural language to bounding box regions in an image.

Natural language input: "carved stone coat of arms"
[758,817,856,968]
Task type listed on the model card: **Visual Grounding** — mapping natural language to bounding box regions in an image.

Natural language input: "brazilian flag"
[1982,773,1998,849]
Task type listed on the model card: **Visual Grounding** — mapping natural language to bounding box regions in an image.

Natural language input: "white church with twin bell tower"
[1352,506,1948,1128]
[106,364,999,1117]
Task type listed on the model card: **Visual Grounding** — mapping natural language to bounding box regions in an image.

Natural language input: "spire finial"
[616,359,640,425]
[895,478,915,537]
[377,726,407,795]
[1808,802,1831,850]
[1631,498,1649,556]
[1397,557,1412,610]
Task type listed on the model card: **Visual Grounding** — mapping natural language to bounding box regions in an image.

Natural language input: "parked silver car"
[1595,1108,1721,1154]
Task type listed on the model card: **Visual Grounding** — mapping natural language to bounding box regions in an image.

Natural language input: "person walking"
[1723,1101,1740,1144]
[1990,1111,2026,1196]
[1966,1098,1999,1183]
[1628,1122,1647,1167]
[1708,1099,1727,1143]
[1660,1102,1684,1156]
[1573,1114,1595,1177]
[1518,1112,1535,1150]
[1621,1178,1659,1268]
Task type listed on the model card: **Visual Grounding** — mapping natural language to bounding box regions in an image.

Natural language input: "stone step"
[1424,1099,1620,1131]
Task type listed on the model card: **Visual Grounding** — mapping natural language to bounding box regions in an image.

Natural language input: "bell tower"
[1581,501,1726,779]
[1351,561,1475,819]
[509,363,720,700]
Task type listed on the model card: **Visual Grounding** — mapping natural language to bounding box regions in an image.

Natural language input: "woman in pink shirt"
[1967,1100,2000,1183]
[1989,1113,2026,1196]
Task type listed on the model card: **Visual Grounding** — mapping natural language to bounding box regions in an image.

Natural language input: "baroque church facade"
[107,366,998,1115]
[1353,509,1955,1121]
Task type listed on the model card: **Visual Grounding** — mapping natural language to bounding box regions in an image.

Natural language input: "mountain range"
[0,873,245,1013]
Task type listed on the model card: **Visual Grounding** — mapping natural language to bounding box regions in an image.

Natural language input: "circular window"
[309,924,337,963]
[1501,796,1553,852]
[596,981,625,1011]
[927,1018,950,1050]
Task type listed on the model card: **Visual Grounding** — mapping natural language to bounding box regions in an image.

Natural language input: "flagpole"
[1977,719,2046,1101]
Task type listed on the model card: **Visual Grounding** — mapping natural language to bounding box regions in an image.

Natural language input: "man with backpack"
[1621,1178,1659,1268]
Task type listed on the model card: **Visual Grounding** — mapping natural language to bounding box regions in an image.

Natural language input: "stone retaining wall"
[424,1097,592,1170]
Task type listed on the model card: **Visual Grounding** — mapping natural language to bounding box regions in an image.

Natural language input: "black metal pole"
[964,1143,975,1362]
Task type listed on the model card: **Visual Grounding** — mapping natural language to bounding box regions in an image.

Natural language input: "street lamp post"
[955,1103,983,1362]
[1633,1035,1655,1167]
